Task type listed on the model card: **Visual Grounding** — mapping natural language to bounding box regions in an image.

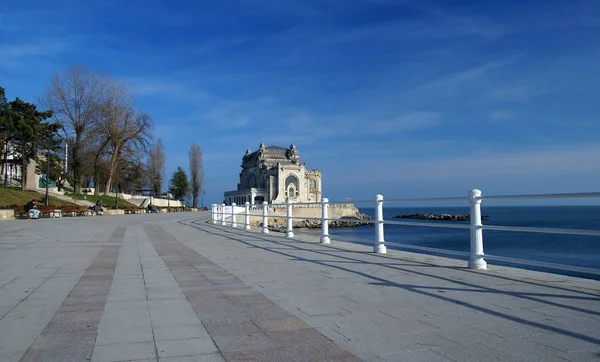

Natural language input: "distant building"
[224,143,322,205]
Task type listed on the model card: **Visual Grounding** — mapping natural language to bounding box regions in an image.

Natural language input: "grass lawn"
[0,186,78,209]
[66,192,139,209]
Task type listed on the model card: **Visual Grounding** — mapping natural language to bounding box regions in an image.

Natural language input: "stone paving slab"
[1,212,599,362]
[171,214,600,362]
[144,222,360,361]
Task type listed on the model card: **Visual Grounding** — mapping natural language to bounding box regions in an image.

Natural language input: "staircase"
[34,190,95,206]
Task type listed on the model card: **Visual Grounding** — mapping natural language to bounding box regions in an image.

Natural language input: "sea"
[308,206,600,280]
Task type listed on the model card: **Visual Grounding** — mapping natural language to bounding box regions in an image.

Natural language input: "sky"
[1,0,599,206]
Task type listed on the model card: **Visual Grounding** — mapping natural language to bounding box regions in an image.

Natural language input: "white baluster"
[262,201,269,234]
[244,202,251,230]
[320,198,330,244]
[469,189,487,269]
[231,203,237,228]
[221,203,226,226]
[286,199,294,238]
[374,194,386,254]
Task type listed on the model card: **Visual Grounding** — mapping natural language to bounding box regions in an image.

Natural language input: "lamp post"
[44,147,50,205]
[167,183,173,211]
[3,138,9,186]
[113,167,120,210]
[202,190,205,209]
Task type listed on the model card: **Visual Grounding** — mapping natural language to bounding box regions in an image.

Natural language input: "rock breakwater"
[394,213,489,221]
[253,212,373,230]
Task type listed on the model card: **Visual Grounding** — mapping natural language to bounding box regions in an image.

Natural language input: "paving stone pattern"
[19,227,124,361]
[1,212,599,362]
[144,223,361,362]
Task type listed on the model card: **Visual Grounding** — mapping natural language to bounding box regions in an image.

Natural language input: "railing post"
[286,199,294,238]
[262,201,269,234]
[469,189,487,269]
[231,203,237,228]
[244,202,251,230]
[320,198,330,244]
[374,194,386,254]
[221,203,226,226]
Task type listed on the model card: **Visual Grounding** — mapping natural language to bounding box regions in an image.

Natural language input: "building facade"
[224,144,322,205]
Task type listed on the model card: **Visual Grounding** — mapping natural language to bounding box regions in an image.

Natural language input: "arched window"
[248,173,256,188]
[285,175,299,189]
[285,175,299,199]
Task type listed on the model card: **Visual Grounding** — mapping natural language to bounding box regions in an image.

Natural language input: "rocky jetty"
[394,213,489,221]
[255,212,373,230]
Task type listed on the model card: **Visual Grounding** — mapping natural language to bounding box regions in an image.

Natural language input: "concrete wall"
[222,204,360,225]
[0,210,15,220]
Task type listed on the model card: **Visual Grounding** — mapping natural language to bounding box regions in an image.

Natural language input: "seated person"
[147,204,158,213]
[95,200,104,215]
[26,199,40,219]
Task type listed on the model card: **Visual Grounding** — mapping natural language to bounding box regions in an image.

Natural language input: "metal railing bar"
[480,192,600,200]
[386,196,469,203]
[386,242,471,257]
[483,254,600,276]
[211,189,600,278]
[482,225,600,237]
[384,220,472,229]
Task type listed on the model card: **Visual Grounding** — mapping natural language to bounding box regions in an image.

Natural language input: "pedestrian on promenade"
[26,199,40,219]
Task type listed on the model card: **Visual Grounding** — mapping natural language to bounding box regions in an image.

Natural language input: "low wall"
[0,210,15,220]
[226,204,361,226]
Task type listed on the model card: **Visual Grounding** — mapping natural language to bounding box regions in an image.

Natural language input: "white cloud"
[120,77,208,102]
[0,40,68,67]
[332,144,600,186]
[489,110,513,121]
[481,86,532,103]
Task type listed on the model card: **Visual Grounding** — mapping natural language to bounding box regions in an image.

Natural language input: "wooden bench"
[14,205,30,219]
[78,205,93,216]
[61,205,79,217]
[39,205,60,218]
[125,207,142,214]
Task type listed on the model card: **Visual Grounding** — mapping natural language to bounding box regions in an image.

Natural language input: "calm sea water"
[316,206,600,279]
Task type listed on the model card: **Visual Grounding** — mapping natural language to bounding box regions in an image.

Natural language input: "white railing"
[211,190,600,276]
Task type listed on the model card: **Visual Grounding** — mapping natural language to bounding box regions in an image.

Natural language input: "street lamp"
[113,167,119,210]
[167,183,173,211]
[113,167,125,210]
[202,190,206,209]
[44,147,50,205]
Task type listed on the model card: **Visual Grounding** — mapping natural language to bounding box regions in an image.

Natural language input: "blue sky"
[1,0,599,206]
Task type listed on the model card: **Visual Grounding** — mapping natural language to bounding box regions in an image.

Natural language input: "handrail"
[210,190,600,277]
[480,192,600,201]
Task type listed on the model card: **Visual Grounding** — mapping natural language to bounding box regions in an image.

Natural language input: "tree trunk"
[72,133,81,194]
[20,150,27,191]
[104,145,121,195]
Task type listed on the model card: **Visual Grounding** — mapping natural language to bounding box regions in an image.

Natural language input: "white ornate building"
[224,144,322,205]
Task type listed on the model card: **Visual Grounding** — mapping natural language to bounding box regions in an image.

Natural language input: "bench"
[78,205,93,216]
[14,205,30,219]
[61,205,79,217]
[39,205,61,218]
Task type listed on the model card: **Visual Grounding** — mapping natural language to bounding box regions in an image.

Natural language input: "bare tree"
[189,143,203,208]
[147,139,166,196]
[96,85,153,195]
[40,65,111,193]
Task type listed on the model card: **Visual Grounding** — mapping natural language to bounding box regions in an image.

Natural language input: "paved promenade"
[0,212,599,361]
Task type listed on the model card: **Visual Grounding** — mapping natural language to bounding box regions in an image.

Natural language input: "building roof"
[243,145,296,164]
